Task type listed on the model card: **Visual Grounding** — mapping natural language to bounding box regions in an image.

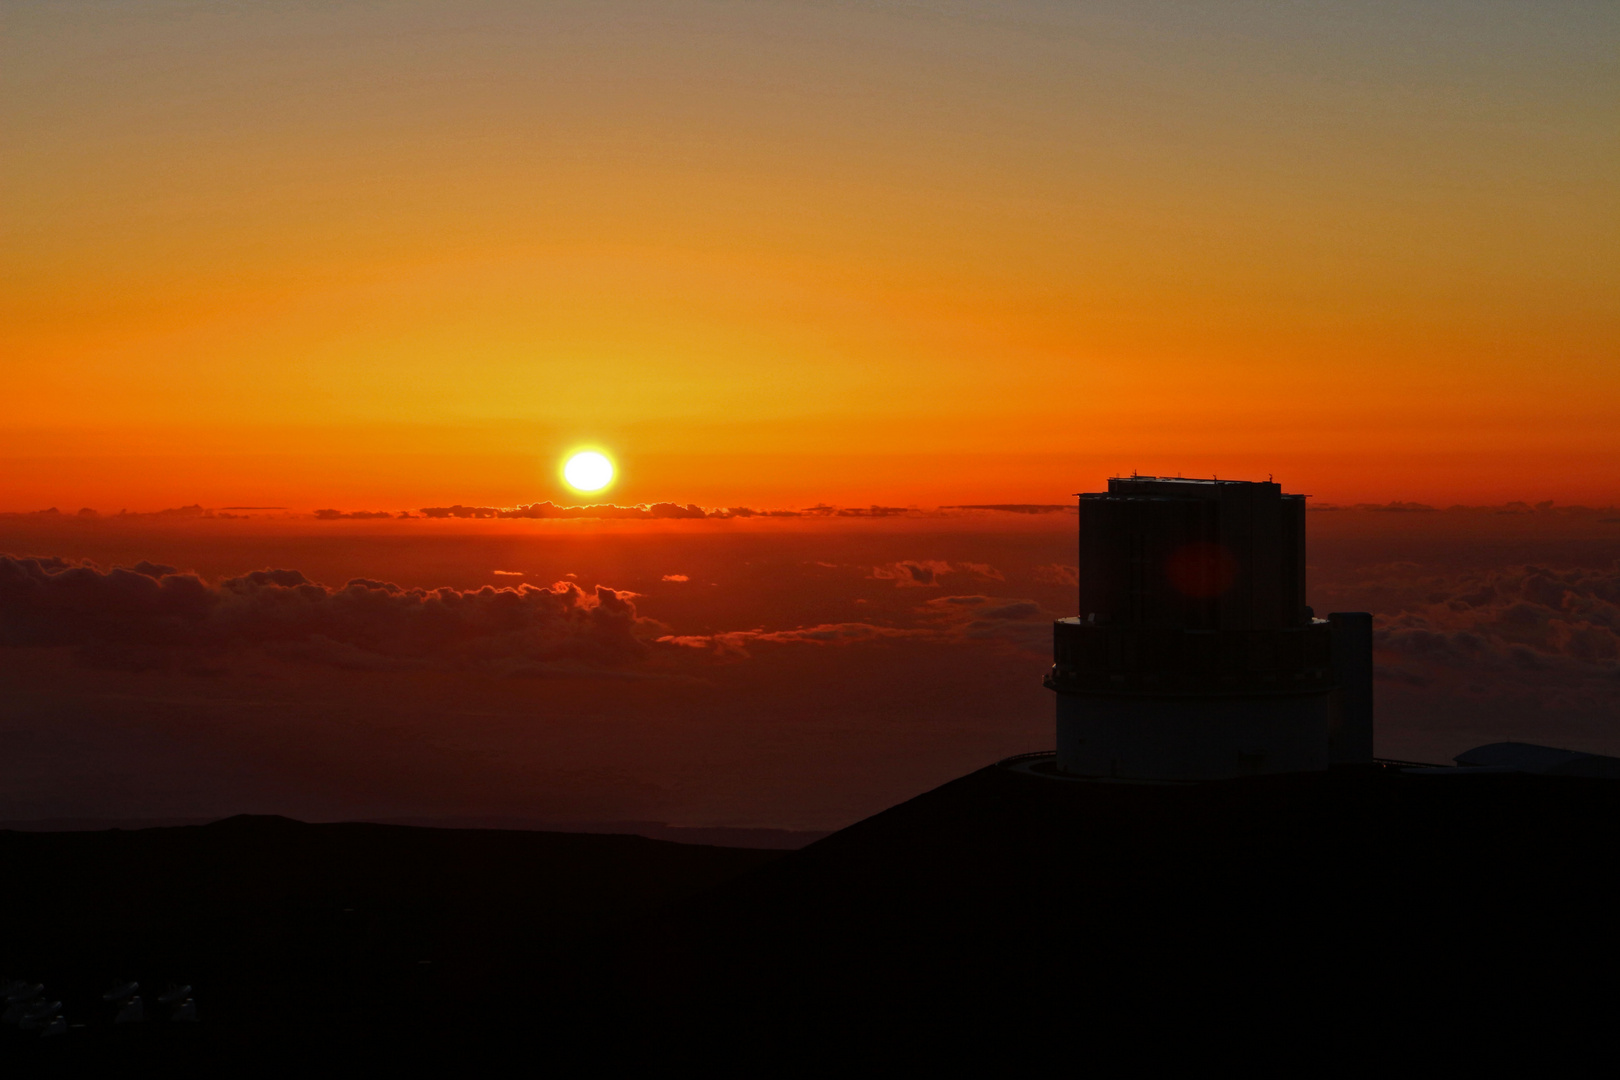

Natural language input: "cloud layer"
[868,560,1004,587]
[413,502,926,520]
[661,589,1052,657]
[1352,565,1618,663]
[0,555,658,674]
[1,548,1054,674]
[1368,564,1620,711]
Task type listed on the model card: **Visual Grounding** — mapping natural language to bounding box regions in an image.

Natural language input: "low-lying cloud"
[939,504,1074,514]
[661,622,935,657]
[868,560,1005,587]
[315,509,403,520]
[1365,564,1620,711]
[1352,565,1618,663]
[412,502,924,520]
[0,552,1052,675]
[423,502,714,520]
[663,590,1052,657]
[0,555,661,675]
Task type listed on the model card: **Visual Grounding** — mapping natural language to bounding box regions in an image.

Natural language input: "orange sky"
[3,1,1616,511]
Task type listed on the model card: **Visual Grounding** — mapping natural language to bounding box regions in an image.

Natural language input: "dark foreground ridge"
[5,763,1618,1065]
[0,817,780,1065]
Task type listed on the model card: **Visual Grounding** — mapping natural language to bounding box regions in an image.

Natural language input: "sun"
[562,450,614,494]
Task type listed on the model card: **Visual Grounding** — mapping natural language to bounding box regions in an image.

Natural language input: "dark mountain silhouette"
[5,762,1618,1066]
[0,816,777,1065]
[614,759,1620,1065]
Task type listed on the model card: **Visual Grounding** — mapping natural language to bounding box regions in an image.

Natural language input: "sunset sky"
[5,0,1616,511]
[3,2,1620,834]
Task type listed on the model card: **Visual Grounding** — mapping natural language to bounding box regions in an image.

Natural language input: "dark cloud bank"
[404,503,920,520]
[6,508,939,524]
[6,535,1617,743]
[3,522,1617,827]
[329,500,1617,522]
[0,551,1055,675]
[18,500,1619,524]
[0,555,658,675]
[8,546,1615,699]
[1371,564,1620,710]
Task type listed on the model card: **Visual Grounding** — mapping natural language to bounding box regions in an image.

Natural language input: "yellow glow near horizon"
[563,451,614,494]
[3,2,1617,510]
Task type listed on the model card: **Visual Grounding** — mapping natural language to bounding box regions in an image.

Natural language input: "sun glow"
[563,451,615,494]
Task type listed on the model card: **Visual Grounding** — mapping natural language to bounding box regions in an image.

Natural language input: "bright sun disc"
[563,451,614,493]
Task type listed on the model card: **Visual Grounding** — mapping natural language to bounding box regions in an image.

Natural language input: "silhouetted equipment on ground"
[1048,476,1374,779]
[0,816,779,1064]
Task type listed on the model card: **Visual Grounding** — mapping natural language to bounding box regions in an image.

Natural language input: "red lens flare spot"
[1165,542,1238,599]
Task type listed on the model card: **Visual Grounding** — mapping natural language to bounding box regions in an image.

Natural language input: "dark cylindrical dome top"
[1078,477,1308,632]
